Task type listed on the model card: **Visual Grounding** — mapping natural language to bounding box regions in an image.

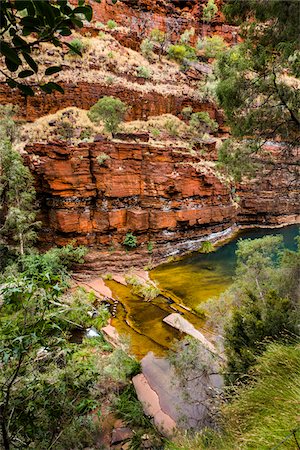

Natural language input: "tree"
[223,234,300,383]
[0,0,93,95]
[0,246,108,450]
[216,0,300,178]
[88,96,128,135]
[0,140,40,255]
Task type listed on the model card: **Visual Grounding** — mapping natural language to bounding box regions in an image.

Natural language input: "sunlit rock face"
[24,139,236,248]
[24,140,299,255]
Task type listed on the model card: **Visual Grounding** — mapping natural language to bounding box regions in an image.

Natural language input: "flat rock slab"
[80,278,113,299]
[112,274,127,285]
[102,324,122,348]
[111,427,133,445]
[135,351,223,430]
[132,373,176,436]
[163,313,217,354]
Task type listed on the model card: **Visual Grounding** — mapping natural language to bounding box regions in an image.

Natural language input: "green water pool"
[109,224,299,358]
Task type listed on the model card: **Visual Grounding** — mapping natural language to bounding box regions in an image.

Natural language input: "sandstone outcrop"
[24,139,299,260]
[0,81,216,123]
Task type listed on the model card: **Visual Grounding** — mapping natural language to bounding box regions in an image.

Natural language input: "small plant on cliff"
[181,106,193,120]
[68,38,85,56]
[97,152,111,165]
[189,111,218,135]
[147,241,154,254]
[107,19,117,30]
[202,0,218,22]
[167,44,197,63]
[199,241,215,253]
[180,27,195,45]
[88,96,128,135]
[198,36,226,59]
[136,66,151,79]
[123,232,138,249]
[140,38,154,60]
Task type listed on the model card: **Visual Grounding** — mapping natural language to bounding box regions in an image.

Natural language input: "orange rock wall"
[78,0,239,44]
[24,140,299,251]
[0,81,217,123]
[25,140,236,247]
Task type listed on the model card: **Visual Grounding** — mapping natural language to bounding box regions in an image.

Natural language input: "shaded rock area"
[133,349,223,434]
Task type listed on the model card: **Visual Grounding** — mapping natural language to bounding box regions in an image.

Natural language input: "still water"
[109,225,299,358]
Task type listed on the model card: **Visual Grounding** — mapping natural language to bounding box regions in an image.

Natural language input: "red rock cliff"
[24,140,299,256]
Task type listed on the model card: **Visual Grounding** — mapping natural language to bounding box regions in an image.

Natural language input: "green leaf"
[7,79,18,88]
[40,82,64,94]
[73,5,93,22]
[18,69,35,78]
[5,57,19,72]
[23,53,38,73]
[19,84,35,96]
[45,66,62,76]
[1,42,22,66]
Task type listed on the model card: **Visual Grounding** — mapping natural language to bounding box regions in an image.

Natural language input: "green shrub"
[88,96,128,134]
[199,35,226,58]
[222,343,300,449]
[133,283,160,301]
[147,241,154,254]
[106,75,115,85]
[199,241,214,253]
[151,127,160,137]
[123,232,138,249]
[167,44,197,63]
[181,106,193,120]
[68,38,85,55]
[140,38,154,59]
[96,152,110,165]
[180,27,195,44]
[106,19,117,29]
[150,28,165,44]
[114,386,151,427]
[165,118,179,137]
[202,0,218,22]
[189,111,218,134]
[136,65,151,79]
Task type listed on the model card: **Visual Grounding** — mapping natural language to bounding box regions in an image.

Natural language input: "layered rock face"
[0,82,216,123]
[74,0,238,44]
[25,140,235,248]
[24,140,299,255]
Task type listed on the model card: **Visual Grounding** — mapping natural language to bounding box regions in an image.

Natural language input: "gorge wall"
[24,139,299,262]
[1,0,299,268]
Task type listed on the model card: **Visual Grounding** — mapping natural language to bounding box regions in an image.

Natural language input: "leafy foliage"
[68,38,85,55]
[88,96,128,134]
[0,247,107,450]
[223,234,300,383]
[167,44,197,63]
[0,140,40,255]
[0,0,93,95]
[198,36,226,59]
[216,1,300,178]
[202,0,218,23]
[123,232,138,249]
[189,112,218,136]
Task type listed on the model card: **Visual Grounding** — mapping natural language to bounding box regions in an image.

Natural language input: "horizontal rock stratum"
[24,139,299,260]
